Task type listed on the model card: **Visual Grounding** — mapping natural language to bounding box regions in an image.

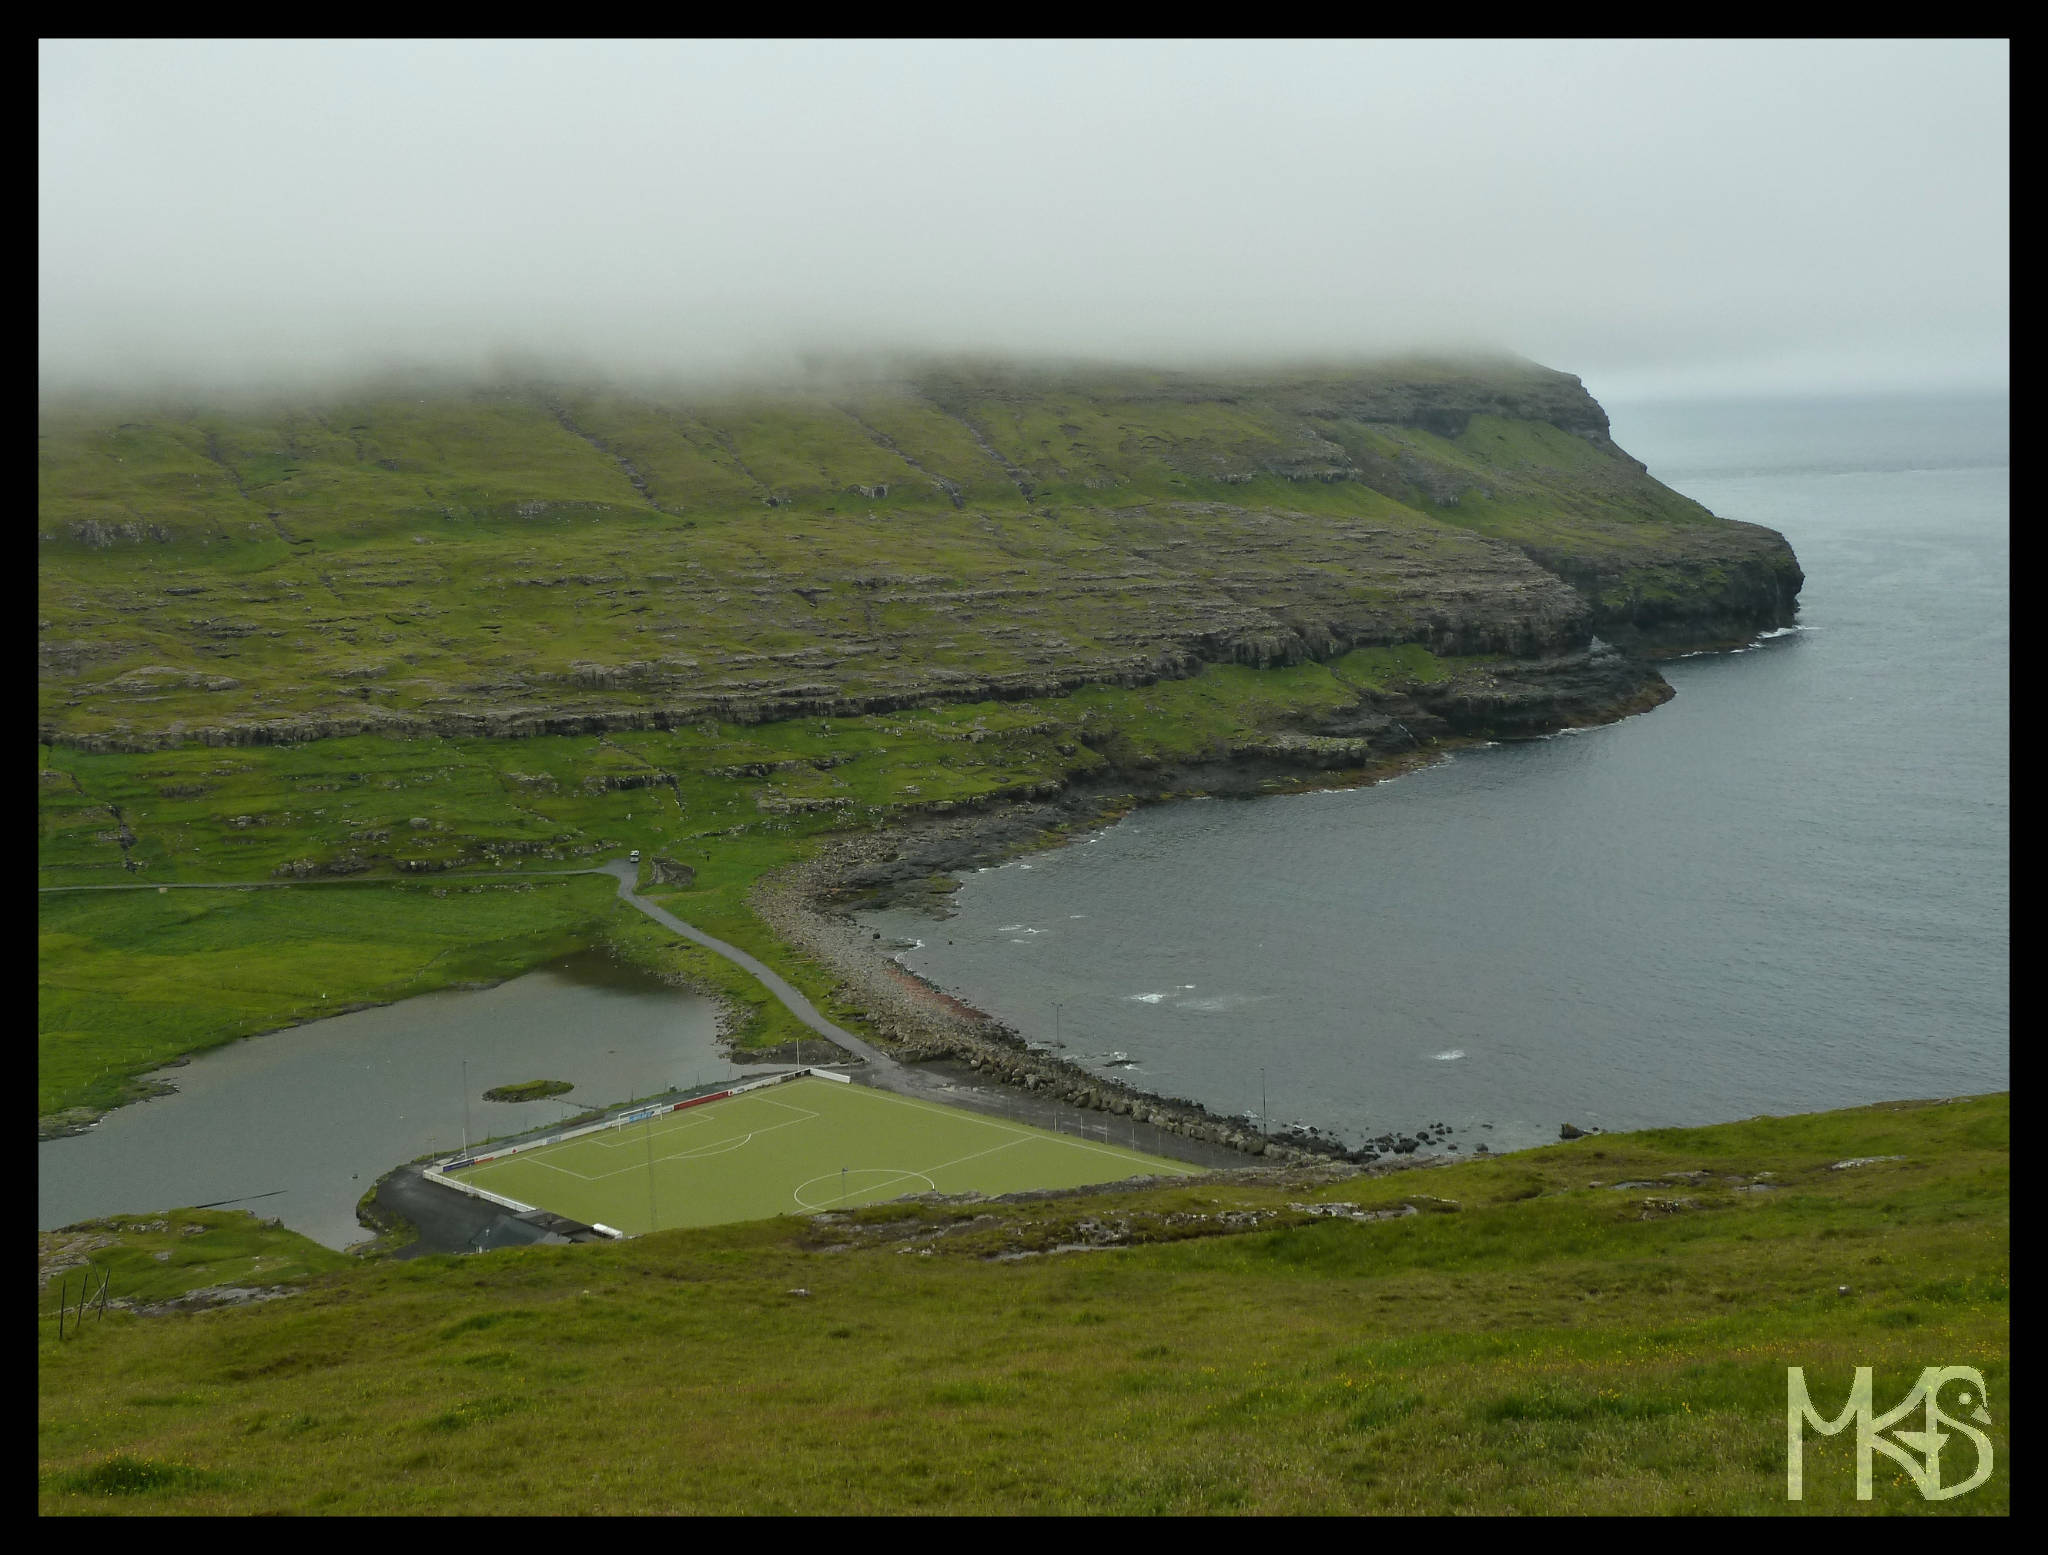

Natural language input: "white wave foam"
[1128,992,1168,1004]
[1176,991,1263,1012]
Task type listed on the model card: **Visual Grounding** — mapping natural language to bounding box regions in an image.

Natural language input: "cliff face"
[1518,523,1806,655]
[36,359,1799,751]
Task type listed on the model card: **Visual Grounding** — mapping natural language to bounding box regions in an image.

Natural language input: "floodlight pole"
[645,1109,657,1234]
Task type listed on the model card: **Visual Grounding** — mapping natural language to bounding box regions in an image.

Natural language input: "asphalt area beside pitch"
[449,1076,1198,1234]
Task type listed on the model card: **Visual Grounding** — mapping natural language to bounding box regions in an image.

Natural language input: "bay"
[859,394,2010,1154]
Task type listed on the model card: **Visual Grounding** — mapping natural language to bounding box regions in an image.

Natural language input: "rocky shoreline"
[745,649,1691,1167]
[752,828,1351,1168]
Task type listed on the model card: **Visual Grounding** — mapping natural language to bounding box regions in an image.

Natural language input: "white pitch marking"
[824,1082,1199,1176]
[468,1096,821,1181]
[792,1168,941,1211]
[580,1111,819,1181]
[789,1138,1031,1212]
[587,1096,817,1151]
[587,1095,818,1152]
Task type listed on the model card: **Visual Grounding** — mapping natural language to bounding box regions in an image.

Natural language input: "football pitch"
[449,1076,1197,1234]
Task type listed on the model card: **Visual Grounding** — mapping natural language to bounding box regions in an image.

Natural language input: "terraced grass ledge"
[38,359,1802,1147]
[36,641,1668,1139]
[38,359,1799,754]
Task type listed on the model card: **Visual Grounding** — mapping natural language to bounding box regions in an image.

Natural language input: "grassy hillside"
[38,359,1796,749]
[37,651,1504,1127]
[35,359,1800,1132]
[37,1095,2008,1514]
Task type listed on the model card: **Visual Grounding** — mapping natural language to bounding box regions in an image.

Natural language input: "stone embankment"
[757,840,1296,1163]
[755,814,1343,1168]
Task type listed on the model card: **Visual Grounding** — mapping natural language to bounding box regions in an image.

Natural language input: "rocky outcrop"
[1518,519,1804,656]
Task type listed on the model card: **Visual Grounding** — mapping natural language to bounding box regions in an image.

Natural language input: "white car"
[629,850,641,864]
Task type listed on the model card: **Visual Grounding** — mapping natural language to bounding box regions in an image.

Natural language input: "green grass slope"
[40,1209,356,1322]
[37,652,1489,1128]
[38,874,625,1122]
[38,359,1798,749]
[37,1095,2007,1514]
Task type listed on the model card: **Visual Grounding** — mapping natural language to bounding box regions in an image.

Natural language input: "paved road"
[43,857,1237,1169]
[594,861,894,1067]
[41,857,894,1067]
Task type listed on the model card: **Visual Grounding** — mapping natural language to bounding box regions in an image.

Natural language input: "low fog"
[39,39,2009,403]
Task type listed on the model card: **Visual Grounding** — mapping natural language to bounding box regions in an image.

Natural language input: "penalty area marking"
[836,1083,1201,1176]
[587,1095,817,1152]
[470,1099,822,1183]
[793,1169,940,1211]
[788,1135,1031,1211]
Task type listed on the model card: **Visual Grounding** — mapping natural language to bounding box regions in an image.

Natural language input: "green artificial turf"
[453,1076,1193,1233]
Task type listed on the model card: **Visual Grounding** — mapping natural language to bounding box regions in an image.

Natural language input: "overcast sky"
[39,38,2009,402]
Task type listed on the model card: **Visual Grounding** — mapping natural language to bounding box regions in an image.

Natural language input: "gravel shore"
[748,797,1350,1167]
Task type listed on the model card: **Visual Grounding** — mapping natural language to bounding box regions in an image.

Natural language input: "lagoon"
[37,950,727,1249]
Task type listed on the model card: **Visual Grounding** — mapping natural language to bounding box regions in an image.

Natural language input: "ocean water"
[860,394,2009,1154]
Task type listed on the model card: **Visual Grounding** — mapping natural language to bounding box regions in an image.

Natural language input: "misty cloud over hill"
[40,40,2007,402]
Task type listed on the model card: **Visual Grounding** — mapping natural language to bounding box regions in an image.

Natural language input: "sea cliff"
[38,357,1798,753]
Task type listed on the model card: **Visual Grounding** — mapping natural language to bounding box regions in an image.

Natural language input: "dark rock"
[648,856,696,888]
